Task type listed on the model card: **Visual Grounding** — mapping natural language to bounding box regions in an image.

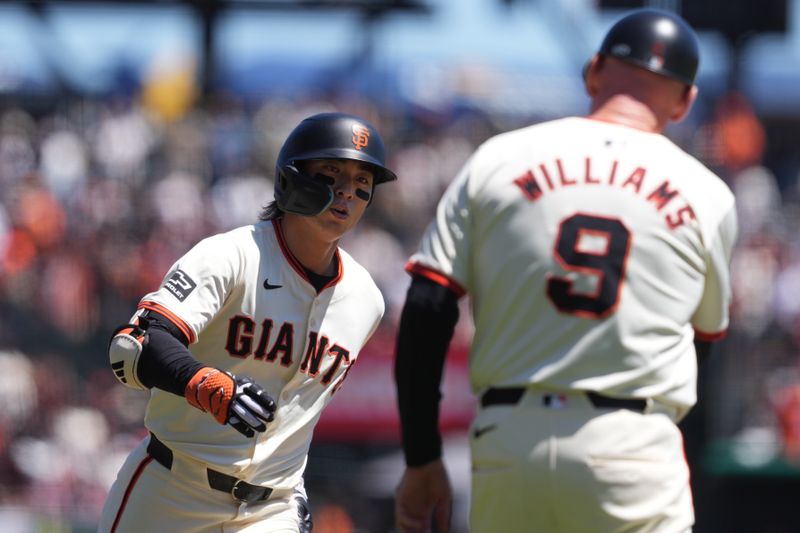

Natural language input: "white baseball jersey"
[136,218,384,490]
[409,116,737,411]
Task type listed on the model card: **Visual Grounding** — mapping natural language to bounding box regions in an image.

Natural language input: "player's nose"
[334,176,357,199]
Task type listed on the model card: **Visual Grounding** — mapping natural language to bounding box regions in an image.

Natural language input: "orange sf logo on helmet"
[351,124,370,150]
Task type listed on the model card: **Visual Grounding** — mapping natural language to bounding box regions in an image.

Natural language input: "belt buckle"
[231,479,249,503]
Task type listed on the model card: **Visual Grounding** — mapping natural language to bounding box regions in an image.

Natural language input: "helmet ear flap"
[274,164,334,217]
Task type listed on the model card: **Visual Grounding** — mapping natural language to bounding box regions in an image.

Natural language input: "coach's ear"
[583,54,604,98]
[671,85,698,123]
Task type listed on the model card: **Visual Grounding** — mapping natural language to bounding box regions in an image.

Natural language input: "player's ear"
[670,84,698,123]
[583,54,604,98]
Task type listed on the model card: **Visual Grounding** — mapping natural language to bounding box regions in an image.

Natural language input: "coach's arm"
[394,274,461,533]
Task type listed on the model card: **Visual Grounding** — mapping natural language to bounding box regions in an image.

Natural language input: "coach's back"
[411,115,736,416]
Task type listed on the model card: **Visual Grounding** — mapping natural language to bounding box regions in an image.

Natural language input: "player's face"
[301,158,375,241]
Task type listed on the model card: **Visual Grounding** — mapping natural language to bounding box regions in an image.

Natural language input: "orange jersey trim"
[110,454,154,533]
[272,218,343,292]
[273,218,307,280]
[405,261,467,298]
[320,251,343,292]
[694,328,727,342]
[138,301,196,344]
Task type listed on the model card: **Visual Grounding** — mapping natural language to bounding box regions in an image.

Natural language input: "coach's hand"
[395,459,452,533]
[184,367,276,437]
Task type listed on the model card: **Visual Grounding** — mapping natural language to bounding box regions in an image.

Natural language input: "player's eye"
[315,173,335,186]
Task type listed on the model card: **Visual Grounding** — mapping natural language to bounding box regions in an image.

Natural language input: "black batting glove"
[228,376,277,438]
[185,368,276,437]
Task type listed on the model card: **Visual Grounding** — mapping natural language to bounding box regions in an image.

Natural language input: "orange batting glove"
[185,367,276,437]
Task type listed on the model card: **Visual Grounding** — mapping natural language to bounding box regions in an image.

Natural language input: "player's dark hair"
[259,201,284,221]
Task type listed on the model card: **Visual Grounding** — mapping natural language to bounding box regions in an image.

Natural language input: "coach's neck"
[584,56,697,134]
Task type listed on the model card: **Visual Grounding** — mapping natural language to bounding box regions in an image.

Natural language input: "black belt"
[147,433,273,503]
[481,387,648,413]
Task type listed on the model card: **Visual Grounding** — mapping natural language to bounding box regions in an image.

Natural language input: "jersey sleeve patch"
[405,261,467,298]
[164,269,198,302]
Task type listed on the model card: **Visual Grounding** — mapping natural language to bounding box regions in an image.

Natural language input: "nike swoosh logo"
[472,424,497,439]
[263,279,282,290]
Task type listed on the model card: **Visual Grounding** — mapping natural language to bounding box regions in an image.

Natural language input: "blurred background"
[0,0,797,531]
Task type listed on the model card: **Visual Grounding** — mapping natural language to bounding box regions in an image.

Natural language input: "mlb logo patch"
[164,269,197,302]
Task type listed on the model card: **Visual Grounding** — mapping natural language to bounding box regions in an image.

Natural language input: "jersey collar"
[272,218,343,293]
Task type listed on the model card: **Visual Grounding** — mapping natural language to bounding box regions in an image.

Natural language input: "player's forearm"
[395,276,460,467]
[139,326,205,395]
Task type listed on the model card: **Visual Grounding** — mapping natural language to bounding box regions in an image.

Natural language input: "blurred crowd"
[0,89,491,530]
[1,82,800,530]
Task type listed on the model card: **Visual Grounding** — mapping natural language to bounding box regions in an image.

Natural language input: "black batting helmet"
[274,112,397,216]
[593,8,699,86]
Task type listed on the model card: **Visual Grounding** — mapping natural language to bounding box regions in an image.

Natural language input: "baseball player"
[98,112,397,532]
[393,9,737,533]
